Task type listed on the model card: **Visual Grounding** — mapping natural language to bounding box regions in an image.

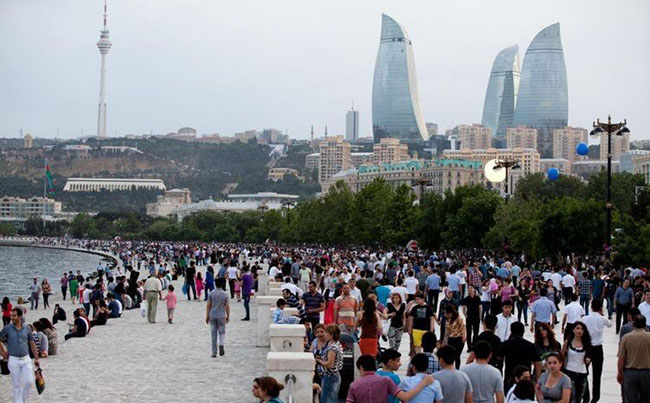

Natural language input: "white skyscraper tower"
[96,0,112,138]
[345,106,359,141]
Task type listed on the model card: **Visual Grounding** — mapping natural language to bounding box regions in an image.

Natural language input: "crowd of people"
[2,237,650,402]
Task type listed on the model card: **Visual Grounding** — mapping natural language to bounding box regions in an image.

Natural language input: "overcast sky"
[1,0,648,141]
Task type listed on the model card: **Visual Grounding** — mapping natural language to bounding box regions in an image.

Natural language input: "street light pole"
[494,159,520,204]
[590,115,629,251]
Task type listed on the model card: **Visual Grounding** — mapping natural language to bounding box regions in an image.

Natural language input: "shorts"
[412,329,427,347]
[167,308,175,316]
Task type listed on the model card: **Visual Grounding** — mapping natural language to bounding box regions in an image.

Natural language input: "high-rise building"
[318,136,351,184]
[96,0,112,138]
[633,154,650,184]
[451,124,492,150]
[23,133,33,149]
[513,23,568,158]
[371,138,410,165]
[426,122,438,137]
[372,14,428,143]
[506,126,537,149]
[600,131,630,161]
[481,45,520,139]
[552,127,588,163]
[346,108,359,141]
[620,150,650,173]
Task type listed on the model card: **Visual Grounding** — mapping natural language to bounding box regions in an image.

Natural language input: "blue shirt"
[399,373,443,403]
[0,323,34,357]
[377,370,401,403]
[531,298,557,323]
[447,274,460,292]
[591,278,604,298]
[376,286,391,306]
[426,274,441,291]
[496,267,509,279]
[615,287,635,305]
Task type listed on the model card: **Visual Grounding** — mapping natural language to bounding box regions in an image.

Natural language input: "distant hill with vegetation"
[0,136,320,212]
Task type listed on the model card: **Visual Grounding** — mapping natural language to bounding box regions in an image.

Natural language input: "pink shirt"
[162,292,177,309]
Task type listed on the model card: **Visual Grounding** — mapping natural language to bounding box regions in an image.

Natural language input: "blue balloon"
[547,168,560,180]
[576,142,589,156]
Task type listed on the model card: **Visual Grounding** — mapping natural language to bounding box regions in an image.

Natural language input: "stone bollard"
[267,352,315,403]
[257,296,279,347]
[268,287,282,296]
[257,269,268,296]
[269,324,305,352]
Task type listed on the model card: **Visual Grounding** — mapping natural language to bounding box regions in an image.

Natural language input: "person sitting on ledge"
[52,304,67,325]
[107,294,122,319]
[272,299,300,324]
[91,300,109,327]
[65,308,89,340]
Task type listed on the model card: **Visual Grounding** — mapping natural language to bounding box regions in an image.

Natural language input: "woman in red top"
[1,297,12,326]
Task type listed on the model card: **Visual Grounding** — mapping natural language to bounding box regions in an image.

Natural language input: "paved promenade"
[0,281,627,403]
[0,281,267,403]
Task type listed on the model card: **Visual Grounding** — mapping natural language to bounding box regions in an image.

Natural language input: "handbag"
[35,366,45,394]
[0,359,9,375]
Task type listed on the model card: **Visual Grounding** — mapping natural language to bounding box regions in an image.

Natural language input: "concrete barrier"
[267,352,315,403]
[257,296,279,347]
[269,324,305,353]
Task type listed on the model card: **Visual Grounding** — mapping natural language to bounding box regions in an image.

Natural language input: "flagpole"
[43,159,47,199]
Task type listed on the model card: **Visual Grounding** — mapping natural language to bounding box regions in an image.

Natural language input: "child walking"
[195,272,204,300]
[161,285,178,324]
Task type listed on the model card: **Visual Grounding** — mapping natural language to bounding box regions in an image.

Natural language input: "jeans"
[228,279,236,299]
[30,293,39,310]
[566,369,588,403]
[591,344,604,402]
[204,286,214,301]
[210,318,226,354]
[8,355,33,403]
[579,295,590,315]
[516,300,529,324]
[448,336,464,369]
[186,281,197,300]
[43,293,50,308]
[482,301,491,321]
[606,295,615,318]
[83,303,91,317]
[243,294,251,319]
[61,286,67,300]
[320,372,341,403]
[623,368,650,403]
[617,304,631,333]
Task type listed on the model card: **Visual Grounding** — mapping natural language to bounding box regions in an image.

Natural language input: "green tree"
[442,187,502,249]
[586,171,645,215]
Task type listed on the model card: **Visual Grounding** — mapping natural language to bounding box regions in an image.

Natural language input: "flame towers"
[372,14,428,143]
[513,23,568,157]
[96,0,112,138]
[481,45,520,140]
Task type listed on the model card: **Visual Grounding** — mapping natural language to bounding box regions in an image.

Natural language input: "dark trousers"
[243,294,251,319]
[43,293,50,309]
[83,303,91,316]
[623,369,650,403]
[187,281,197,300]
[228,279,236,299]
[516,300,529,324]
[447,336,464,369]
[466,315,480,351]
[617,304,632,333]
[580,294,590,315]
[2,316,8,326]
[563,287,574,305]
[64,331,85,341]
[61,287,67,300]
[566,370,588,403]
[428,290,440,313]
[591,344,604,402]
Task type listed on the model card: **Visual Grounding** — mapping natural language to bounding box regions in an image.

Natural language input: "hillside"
[0,137,320,212]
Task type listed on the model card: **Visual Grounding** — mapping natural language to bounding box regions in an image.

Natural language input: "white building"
[174,192,298,220]
[64,178,166,192]
[146,188,192,217]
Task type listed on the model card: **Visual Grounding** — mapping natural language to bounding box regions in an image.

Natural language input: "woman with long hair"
[356,297,381,357]
[534,322,562,368]
[38,318,58,356]
[252,376,285,403]
[41,279,52,309]
[516,272,533,326]
[535,351,572,403]
[442,305,466,369]
[561,322,592,403]
[386,293,406,351]
[314,325,343,403]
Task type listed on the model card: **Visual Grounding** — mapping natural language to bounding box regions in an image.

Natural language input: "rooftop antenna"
[351,100,354,110]
[325,125,328,138]
[310,125,314,142]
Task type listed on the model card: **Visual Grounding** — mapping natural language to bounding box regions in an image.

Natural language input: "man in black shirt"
[408,292,436,354]
[461,286,482,351]
[500,321,541,392]
[467,314,503,371]
[185,262,197,300]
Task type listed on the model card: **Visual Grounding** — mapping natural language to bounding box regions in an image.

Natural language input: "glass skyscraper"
[513,23,568,158]
[372,14,428,143]
[481,45,520,140]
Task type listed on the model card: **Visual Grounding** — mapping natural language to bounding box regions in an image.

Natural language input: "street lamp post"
[413,177,432,206]
[589,115,630,250]
[281,200,293,226]
[494,159,520,204]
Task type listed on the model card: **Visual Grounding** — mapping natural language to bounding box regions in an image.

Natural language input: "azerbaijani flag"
[45,165,55,195]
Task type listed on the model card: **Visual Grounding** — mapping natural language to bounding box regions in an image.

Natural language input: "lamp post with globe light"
[493,159,520,204]
[589,115,630,250]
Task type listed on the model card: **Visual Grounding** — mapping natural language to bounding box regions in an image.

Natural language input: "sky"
[1,0,649,141]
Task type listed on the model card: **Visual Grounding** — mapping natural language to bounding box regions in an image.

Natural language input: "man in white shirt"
[638,289,650,325]
[348,279,362,303]
[496,301,516,342]
[581,298,611,403]
[393,278,409,304]
[268,265,281,280]
[404,270,419,302]
[561,272,576,305]
[561,294,584,340]
[550,269,563,292]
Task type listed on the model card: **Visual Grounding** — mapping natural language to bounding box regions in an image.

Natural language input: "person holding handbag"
[561,321,592,403]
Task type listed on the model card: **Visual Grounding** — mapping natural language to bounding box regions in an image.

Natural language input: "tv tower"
[96,0,112,138]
